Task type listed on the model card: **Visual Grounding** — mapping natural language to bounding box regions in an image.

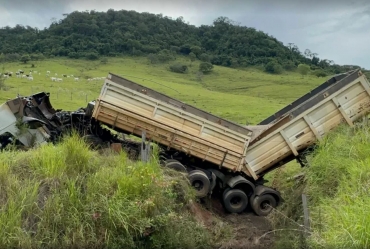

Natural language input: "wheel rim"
[193,180,204,191]
[230,196,243,209]
[260,200,272,211]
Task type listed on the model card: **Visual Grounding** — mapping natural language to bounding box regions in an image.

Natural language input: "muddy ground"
[190,198,275,249]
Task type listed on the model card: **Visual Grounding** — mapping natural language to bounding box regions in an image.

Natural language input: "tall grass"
[0,134,223,249]
[271,118,370,249]
[305,119,370,249]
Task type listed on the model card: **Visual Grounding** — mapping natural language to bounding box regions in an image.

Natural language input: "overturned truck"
[1,69,370,216]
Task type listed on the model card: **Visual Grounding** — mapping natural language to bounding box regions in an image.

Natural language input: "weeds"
[0,134,220,249]
[272,119,370,249]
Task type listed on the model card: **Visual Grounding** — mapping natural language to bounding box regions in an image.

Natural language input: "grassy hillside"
[0,133,231,249]
[0,56,328,125]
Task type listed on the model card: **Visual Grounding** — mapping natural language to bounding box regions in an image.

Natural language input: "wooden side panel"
[245,75,370,178]
[92,80,252,173]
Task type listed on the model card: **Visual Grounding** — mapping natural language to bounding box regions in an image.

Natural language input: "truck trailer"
[1,69,370,216]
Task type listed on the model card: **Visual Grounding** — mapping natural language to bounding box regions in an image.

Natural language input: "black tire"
[160,158,177,166]
[251,194,277,216]
[223,189,248,213]
[165,161,187,172]
[210,172,217,191]
[188,170,211,198]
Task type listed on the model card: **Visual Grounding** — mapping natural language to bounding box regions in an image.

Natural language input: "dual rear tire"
[162,159,212,198]
[222,188,277,215]
[162,159,277,216]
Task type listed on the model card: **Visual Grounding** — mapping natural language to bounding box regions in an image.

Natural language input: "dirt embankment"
[189,199,275,249]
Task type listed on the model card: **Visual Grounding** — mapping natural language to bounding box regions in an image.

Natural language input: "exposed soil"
[189,198,275,249]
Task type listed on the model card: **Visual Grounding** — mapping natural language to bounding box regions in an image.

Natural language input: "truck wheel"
[165,161,187,172]
[210,172,217,191]
[251,194,277,216]
[160,158,178,166]
[188,170,211,198]
[223,189,248,213]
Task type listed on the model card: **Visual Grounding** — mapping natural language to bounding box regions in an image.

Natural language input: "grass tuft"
[0,134,226,249]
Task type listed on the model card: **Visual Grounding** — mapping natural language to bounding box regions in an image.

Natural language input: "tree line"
[0,9,365,75]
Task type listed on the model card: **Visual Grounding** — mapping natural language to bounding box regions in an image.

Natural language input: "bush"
[147,51,174,64]
[85,52,99,60]
[264,61,283,74]
[297,64,310,76]
[169,63,188,74]
[283,61,296,71]
[313,70,328,77]
[199,62,213,73]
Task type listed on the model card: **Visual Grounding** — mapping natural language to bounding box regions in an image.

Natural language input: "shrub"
[199,62,213,73]
[265,61,283,74]
[169,63,188,73]
[85,52,99,60]
[297,64,310,76]
[313,70,328,77]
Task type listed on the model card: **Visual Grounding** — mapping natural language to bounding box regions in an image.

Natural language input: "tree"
[20,55,31,64]
[297,64,310,77]
[199,53,210,62]
[190,46,202,56]
[199,62,213,73]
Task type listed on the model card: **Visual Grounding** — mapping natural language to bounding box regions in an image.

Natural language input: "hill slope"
[0,10,362,74]
[0,56,330,125]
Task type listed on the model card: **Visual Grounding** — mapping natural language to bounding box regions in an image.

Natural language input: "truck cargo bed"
[92,73,253,172]
[244,69,370,179]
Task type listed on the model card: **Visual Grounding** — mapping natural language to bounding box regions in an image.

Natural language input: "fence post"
[302,194,310,236]
[141,131,148,162]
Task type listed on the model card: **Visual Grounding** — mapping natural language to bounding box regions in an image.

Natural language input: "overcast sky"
[1,0,369,69]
